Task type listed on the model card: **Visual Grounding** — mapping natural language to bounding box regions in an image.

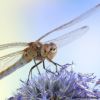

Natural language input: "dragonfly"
[0,4,100,82]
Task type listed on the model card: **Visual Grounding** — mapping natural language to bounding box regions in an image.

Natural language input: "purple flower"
[8,63,100,100]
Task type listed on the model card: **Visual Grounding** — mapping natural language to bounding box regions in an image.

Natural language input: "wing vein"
[37,4,100,41]
[46,26,89,48]
[0,42,28,50]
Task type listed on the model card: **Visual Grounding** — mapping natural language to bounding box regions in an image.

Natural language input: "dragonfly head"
[41,42,57,60]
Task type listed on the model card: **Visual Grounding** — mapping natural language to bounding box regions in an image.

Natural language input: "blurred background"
[0,0,100,99]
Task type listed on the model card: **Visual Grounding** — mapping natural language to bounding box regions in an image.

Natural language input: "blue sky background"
[0,0,100,99]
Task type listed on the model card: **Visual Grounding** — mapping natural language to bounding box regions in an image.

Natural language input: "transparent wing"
[37,4,100,41]
[0,42,29,50]
[0,51,23,73]
[45,26,89,48]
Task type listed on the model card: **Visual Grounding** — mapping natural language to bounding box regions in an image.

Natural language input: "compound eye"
[50,48,52,51]
[53,48,56,52]
[51,48,57,53]
[53,48,56,51]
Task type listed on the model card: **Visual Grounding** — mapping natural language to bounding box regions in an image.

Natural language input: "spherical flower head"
[8,63,100,100]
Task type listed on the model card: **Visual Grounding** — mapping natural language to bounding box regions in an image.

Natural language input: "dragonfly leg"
[47,58,62,67]
[33,59,41,75]
[27,61,42,84]
[50,60,62,67]
[30,59,41,79]
[48,59,62,73]
[43,61,56,75]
